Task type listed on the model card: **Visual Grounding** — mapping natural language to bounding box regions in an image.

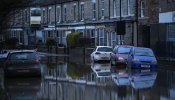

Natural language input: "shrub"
[78,36,91,47]
[46,38,56,47]
[66,32,80,48]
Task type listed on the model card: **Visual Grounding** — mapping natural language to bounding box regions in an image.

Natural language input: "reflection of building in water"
[39,81,133,100]
[43,61,112,85]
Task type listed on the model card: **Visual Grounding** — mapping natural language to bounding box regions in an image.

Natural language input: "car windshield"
[134,48,154,56]
[118,47,131,54]
[8,52,37,60]
[97,47,113,52]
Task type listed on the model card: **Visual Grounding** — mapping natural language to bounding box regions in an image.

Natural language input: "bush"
[46,38,56,47]
[78,36,91,47]
[58,43,65,47]
[66,32,80,48]
[4,38,18,49]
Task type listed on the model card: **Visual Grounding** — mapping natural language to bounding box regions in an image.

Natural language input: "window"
[25,9,28,23]
[112,32,116,47]
[140,0,145,17]
[73,5,76,21]
[99,29,104,46]
[64,7,67,21]
[167,24,175,41]
[113,0,117,17]
[101,0,105,19]
[42,10,45,23]
[48,8,51,23]
[57,7,61,23]
[48,31,51,37]
[91,30,95,38]
[92,3,96,19]
[127,0,131,15]
[80,4,84,21]
[9,52,37,60]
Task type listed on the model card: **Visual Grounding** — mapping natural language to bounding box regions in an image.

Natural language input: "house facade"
[0,8,31,46]
[41,0,138,47]
[149,0,175,59]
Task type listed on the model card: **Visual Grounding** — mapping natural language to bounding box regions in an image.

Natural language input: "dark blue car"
[127,47,158,68]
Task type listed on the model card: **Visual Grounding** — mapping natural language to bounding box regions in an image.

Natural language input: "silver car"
[91,46,113,62]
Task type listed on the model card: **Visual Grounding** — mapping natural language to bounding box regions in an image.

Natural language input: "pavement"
[37,52,68,57]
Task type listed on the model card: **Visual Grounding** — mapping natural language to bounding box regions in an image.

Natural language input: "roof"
[133,47,152,50]
[9,50,37,53]
[96,46,112,48]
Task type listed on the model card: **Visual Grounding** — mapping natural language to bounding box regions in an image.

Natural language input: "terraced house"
[40,0,158,47]
[0,8,31,46]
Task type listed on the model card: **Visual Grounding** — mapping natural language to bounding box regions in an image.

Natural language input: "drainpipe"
[136,0,139,46]
[119,0,122,45]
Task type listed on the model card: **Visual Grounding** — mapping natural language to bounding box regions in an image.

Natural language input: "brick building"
[0,8,31,46]
[150,0,175,59]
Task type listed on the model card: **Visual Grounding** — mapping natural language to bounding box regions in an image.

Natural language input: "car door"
[111,47,117,60]
[128,48,134,65]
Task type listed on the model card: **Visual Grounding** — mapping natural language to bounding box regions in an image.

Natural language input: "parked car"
[111,45,133,66]
[91,46,113,62]
[4,50,42,77]
[127,47,158,68]
[0,50,9,59]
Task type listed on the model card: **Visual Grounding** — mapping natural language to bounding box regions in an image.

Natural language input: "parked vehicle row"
[91,45,158,69]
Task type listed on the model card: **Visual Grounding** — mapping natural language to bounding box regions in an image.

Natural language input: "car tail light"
[95,52,101,55]
[33,59,40,64]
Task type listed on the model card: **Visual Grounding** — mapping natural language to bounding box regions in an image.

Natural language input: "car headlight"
[118,57,124,60]
[152,59,157,64]
[132,58,140,62]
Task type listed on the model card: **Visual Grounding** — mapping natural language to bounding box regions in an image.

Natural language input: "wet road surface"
[0,54,175,100]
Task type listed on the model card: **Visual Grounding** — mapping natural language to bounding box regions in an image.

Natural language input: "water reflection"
[129,69,157,90]
[112,69,130,86]
[4,78,42,100]
[91,62,111,78]
[1,55,175,100]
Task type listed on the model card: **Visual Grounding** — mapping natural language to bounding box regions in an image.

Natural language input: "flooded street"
[0,54,175,100]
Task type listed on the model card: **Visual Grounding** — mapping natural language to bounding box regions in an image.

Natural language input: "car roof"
[133,47,152,50]
[96,46,112,48]
[9,50,36,54]
[116,45,134,48]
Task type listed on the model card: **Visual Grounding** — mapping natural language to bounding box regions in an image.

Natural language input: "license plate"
[141,65,150,68]
[18,70,30,72]
[141,69,150,72]
[102,57,108,59]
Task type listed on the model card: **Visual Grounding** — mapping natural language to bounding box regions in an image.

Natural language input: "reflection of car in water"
[4,78,41,100]
[129,69,157,89]
[112,69,130,86]
[91,63,111,78]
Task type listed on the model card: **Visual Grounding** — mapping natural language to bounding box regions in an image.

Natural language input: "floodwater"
[0,54,175,100]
